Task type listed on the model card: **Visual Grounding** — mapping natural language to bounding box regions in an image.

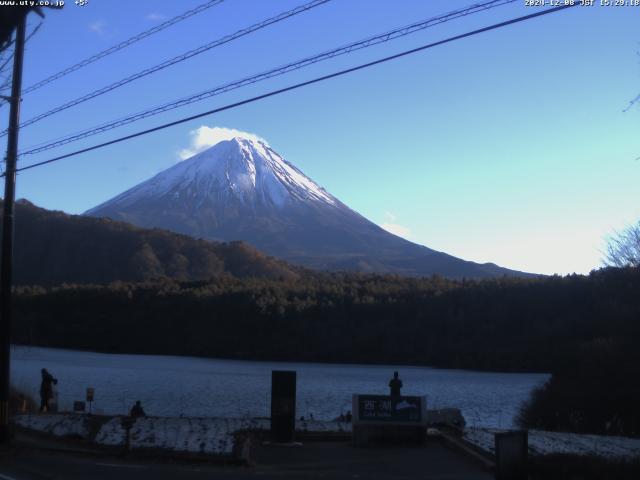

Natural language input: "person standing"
[39,368,58,412]
[389,371,402,396]
[129,400,146,418]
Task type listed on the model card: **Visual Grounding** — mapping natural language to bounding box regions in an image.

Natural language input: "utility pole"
[0,13,26,445]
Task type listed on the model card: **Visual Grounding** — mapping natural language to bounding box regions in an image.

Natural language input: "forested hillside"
[6,200,301,285]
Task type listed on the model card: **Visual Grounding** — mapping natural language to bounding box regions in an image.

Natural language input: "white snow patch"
[94,417,126,446]
[463,427,640,461]
[86,135,338,215]
[15,414,353,456]
[254,139,337,206]
[94,417,268,455]
[14,414,89,438]
[296,418,352,433]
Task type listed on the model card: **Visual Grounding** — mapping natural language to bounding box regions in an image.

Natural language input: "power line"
[0,50,15,75]
[13,4,577,175]
[23,21,43,46]
[623,93,639,112]
[20,0,226,96]
[0,22,42,95]
[4,0,331,135]
[19,0,517,156]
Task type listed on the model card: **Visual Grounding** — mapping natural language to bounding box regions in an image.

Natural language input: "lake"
[10,346,548,428]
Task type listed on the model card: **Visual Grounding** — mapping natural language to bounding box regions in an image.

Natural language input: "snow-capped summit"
[89,137,338,213]
[86,135,530,278]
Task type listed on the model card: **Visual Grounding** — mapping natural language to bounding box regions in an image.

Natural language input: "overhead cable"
[3,0,331,135]
[13,4,578,175]
[21,0,226,96]
[20,0,516,155]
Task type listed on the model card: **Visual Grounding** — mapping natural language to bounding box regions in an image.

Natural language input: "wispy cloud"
[381,211,412,239]
[178,126,268,160]
[383,211,397,222]
[88,21,107,36]
[145,13,167,22]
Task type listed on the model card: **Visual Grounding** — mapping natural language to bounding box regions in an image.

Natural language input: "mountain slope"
[86,136,531,278]
[6,200,301,286]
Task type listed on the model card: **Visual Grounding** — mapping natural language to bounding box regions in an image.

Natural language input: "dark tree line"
[12,265,639,375]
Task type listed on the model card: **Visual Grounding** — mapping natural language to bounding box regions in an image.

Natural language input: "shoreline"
[10,344,551,376]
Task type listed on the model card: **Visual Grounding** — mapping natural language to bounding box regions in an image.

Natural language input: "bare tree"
[605,221,640,268]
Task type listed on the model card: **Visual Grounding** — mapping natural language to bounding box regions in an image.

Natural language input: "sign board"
[353,395,427,425]
[86,387,94,402]
[270,371,296,443]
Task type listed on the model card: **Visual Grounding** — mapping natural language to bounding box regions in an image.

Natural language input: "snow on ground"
[297,418,352,432]
[14,413,90,438]
[96,417,270,454]
[15,414,353,456]
[16,413,640,461]
[463,427,640,461]
[93,417,125,447]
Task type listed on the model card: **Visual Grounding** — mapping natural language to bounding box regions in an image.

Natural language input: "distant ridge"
[86,136,534,279]
[6,199,301,286]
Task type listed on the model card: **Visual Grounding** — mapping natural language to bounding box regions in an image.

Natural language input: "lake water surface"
[10,346,548,428]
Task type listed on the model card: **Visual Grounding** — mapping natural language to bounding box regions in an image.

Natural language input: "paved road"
[0,441,492,480]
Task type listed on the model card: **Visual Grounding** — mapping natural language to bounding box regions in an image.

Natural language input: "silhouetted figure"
[345,410,352,423]
[39,368,57,412]
[389,371,403,396]
[129,400,146,418]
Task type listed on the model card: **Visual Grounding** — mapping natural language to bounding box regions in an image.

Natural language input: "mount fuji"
[85,136,529,278]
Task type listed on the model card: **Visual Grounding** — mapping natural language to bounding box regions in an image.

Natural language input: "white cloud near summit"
[381,211,412,240]
[178,126,268,160]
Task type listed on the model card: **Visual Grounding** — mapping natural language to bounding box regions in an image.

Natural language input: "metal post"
[0,15,27,445]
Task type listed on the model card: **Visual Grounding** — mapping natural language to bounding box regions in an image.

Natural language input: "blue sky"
[2,0,638,275]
